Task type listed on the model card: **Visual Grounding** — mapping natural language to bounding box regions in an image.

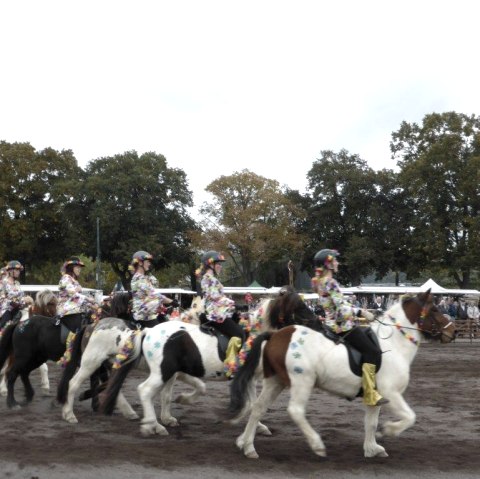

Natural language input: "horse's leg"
[114,391,139,421]
[20,371,35,404]
[62,360,101,423]
[363,406,388,457]
[287,375,326,457]
[237,377,284,459]
[174,372,206,404]
[377,391,416,438]
[38,363,50,396]
[137,371,168,436]
[159,375,180,426]
[0,368,6,397]
[6,367,21,408]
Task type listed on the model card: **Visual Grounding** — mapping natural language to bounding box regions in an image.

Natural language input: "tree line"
[1,111,479,290]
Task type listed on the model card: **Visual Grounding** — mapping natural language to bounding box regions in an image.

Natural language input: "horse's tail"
[226,331,273,420]
[56,325,88,404]
[99,330,146,416]
[0,324,17,372]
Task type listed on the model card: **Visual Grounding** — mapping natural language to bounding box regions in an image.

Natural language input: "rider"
[130,251,176,328]
[312,249,388,407]
[0,261,26,331]
[198,251,245,376]
[57,256,97,333]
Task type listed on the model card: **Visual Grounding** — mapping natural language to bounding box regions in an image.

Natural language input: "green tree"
[391,112,480,288]
[199,169,306,285]
[304,150,416,285]
[0,141,83,277]
[82,151,196,289]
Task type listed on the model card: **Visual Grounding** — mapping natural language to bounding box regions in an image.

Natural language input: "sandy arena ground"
[0,340,479,479]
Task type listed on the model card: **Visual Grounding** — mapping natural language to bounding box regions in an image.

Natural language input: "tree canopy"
[391,112,480,288]
[198,169,306,285]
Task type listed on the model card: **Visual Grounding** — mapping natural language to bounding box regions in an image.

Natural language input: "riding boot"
[224,336,242,379]
[361,363,389,406]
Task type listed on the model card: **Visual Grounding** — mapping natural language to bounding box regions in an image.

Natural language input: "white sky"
[1,1,479,216]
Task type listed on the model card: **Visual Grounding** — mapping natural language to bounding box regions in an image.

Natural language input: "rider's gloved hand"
[170,299,179,308]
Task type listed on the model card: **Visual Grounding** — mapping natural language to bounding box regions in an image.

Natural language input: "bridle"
[374,295,454,343]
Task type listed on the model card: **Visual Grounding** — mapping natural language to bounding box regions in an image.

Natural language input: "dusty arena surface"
[0,340,479,479]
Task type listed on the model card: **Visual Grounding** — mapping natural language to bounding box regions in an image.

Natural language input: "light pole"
[96,217,102,290]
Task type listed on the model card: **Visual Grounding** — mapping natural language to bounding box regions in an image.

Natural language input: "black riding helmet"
[313,249,339,269]
[6,260,23,271]
[131,251,154,265]
[201,250,225,268]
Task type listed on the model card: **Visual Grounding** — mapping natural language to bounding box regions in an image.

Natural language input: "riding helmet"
[6,260,24,271]
[64,256,85,267]
[201,250,225,267]
[313,249,339,269]
[131,251,154,265]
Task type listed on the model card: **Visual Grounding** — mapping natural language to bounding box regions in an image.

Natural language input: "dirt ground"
[0,340,479,479]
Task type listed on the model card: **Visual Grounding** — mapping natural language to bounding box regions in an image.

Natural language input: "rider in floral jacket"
[312,249,388,407]
[130,251,176,328]
[0,261,26,331]
[57,256,96,332]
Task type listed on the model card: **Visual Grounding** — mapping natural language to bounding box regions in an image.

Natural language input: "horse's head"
[32,289,57,317]
[179,295,204,325]
[110,292,132,320]
[402,289,455,343]
[266,290,317,330]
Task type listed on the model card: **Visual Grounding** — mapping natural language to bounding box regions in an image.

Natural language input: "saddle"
[320,325,382,377]
[199,320,230,361]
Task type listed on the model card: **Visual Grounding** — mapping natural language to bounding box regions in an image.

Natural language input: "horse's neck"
[377,304,422,361]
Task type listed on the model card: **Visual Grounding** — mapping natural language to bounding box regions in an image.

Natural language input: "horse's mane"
[31,289,57,317]
[266,290,318,330]
[110,292,132,320]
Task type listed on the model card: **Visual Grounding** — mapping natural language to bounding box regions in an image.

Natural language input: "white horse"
[0,295,51,398]
[57,295,206,424]
[99,290,320,436]
[227,291,455,459]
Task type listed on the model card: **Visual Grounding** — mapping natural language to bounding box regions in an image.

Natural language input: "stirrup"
[375,397,389,406]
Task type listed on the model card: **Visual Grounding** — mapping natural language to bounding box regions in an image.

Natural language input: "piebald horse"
[227,290,455,459]
[99,291,320,437]
[57,294,206,424]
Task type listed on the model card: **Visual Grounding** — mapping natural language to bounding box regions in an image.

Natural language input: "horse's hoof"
[257,425,272,436]
[65,415,78,424]
[162,417,179,427]
[313,447,327,457]
[125,412,139,421]
[41,388,52,397]
[245,450,259,459]
[140,422,168,436]
[365,446,388,458]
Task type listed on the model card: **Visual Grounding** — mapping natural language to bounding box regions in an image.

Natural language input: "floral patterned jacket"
[312,274,355,333]
[57,274,94,317]
[0,278,25,317]
[131,272,168,321]
[201,270,235,323]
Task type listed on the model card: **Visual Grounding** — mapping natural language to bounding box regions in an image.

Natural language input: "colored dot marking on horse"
[301,329,309,335]
[290,342,298,349]
[147,350,153,358]
[154,342,161,349]
[293,366,304,374]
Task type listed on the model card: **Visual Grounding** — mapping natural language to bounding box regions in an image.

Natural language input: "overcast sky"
[1,1,479,216]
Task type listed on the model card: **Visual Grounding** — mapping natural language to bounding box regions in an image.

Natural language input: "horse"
[0,288,91,408]
[226,290,456,459]
[0,290,58,406]
[56,294,206,424]
[98,290,320,436]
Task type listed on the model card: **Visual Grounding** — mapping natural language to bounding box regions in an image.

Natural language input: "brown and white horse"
[227,290,455,459]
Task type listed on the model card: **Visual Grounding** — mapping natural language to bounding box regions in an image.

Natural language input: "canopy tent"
[341,278,480,297]
[248,280,264,288]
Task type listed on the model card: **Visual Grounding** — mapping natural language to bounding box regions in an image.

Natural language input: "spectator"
[467,301,479,325]
[457,299,468,320]
[369,296,385,311]
[447,298,457,319]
